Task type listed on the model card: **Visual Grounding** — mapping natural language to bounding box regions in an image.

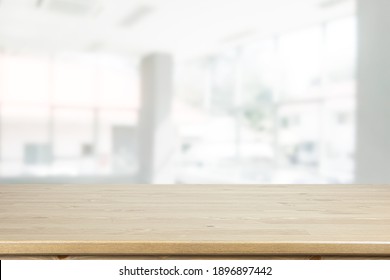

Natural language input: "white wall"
[356,0,390,183]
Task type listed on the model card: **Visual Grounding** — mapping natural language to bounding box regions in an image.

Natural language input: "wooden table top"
[1,184,390,256]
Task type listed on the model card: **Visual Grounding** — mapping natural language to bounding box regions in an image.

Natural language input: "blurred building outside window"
[0,16,356,184]
[175,16,356,184]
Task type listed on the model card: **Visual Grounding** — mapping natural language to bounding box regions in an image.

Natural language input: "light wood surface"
[0,184,390,257]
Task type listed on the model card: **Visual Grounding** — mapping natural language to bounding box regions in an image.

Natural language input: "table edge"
[1,241,390,256]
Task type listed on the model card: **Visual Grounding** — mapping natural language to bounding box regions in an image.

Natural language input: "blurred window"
[279,26,323,99]
[24,144,52,165]
[175,16,356,184]
[0,52,139,179]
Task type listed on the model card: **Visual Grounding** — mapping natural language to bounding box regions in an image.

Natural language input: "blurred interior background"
[0,0,388,184]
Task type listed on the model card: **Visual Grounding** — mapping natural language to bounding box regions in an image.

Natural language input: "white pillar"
[356,0,390,183]
[137,53,176,183]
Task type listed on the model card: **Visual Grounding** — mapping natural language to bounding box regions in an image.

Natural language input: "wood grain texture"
[0,184,389,257]
[2,255,390,260]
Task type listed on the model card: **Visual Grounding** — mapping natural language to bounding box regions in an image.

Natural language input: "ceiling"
[0,0,355,58]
